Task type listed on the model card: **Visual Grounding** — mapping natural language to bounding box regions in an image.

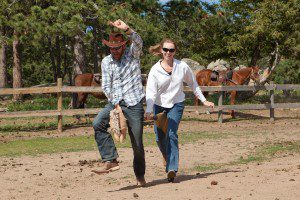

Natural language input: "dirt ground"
[0,109,300,200]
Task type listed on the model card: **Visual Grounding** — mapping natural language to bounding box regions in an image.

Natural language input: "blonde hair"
[149,38,177,56]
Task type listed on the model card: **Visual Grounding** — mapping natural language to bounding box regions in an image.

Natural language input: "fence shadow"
[222,111,300,123]
[222,111,269,122]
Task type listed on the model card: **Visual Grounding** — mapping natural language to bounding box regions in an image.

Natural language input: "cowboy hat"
[102,32,127,48]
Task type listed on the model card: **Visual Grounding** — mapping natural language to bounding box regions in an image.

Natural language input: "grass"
[0,119,91,132]
[0,131,224,157]
[2,95,107,112]
[194,140,300,172]
[237,90,300,104]
[234,155,264,164]
[0,121,59,132]
[1,129,299,176]
[0,129,285,158]
[1,91,298,132]
[260,141,300,156]
[6,96,70,111]
[0,136,96,157]
[194,164,221,172]
[1,90,298,111]
[180,132,225,142]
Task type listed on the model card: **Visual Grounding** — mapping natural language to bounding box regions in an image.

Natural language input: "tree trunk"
[250,35,262,66]
[55,35,62,78]
[259,42,280,84]
[0,29,7,88]
[92,24,99,73]
[13,31,22,101]
[72,34,87,75]
[97,27,106,71]
[237,42,280,101]
[48,36,57,81]
[62,36,70,80]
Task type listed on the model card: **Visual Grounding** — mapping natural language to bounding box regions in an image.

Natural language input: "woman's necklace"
[161,60,173,73]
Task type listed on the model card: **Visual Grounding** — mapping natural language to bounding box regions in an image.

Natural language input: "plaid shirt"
[101,32,145,106]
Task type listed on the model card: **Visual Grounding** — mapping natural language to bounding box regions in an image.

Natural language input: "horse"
[195,66,260,118]
[72,73,106,109]
[72,73,148,109]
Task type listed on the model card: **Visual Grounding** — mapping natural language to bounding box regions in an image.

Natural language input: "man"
[92,19,146,187]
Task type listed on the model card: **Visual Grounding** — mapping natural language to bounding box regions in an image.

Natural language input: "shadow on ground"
[109,169,241,192]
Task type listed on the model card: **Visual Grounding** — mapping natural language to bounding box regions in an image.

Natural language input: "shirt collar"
[156,59,178,72]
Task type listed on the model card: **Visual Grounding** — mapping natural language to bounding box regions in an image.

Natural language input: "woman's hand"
[144,112,153,121]
[203,100,215,108]
[109,19,129,31]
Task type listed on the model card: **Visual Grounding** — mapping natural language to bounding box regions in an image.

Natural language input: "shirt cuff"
[195,87,207,102]
[145,99,154,113]
[111,99,120,106]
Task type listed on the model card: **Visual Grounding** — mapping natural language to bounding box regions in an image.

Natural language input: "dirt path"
[0,109,299,200]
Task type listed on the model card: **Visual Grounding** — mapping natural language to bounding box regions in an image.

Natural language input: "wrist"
[125,28,133,35]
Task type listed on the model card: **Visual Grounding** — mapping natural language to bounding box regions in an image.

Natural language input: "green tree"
[223,0,300,67]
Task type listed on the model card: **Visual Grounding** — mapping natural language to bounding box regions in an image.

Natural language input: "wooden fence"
[0,78,299,132]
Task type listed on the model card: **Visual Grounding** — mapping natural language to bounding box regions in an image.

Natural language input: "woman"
[145,39,214,182]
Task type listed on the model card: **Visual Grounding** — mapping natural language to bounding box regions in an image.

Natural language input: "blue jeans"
[93,100,145,179]
[154,102,184,173]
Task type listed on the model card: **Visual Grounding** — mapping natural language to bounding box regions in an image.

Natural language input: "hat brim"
[102,39,127,48]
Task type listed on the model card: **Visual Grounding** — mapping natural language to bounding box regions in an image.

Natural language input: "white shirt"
[145,59,206,113]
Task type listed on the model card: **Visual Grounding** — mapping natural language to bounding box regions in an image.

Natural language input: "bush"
[272,59,300,84]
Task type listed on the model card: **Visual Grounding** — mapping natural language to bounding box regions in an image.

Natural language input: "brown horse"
[195,66,260,118]
[72,73,106,109]
[72,73,148,109]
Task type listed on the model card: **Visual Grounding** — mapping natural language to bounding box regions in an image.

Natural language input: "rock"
[211,180,218,185]
[133,193,139,198]
[234,65,247,71]
[181,58,205,71]
[207,59,229,71]
[0,108,8,112]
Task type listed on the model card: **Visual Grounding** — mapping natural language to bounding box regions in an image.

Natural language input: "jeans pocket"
[132,101,144,112]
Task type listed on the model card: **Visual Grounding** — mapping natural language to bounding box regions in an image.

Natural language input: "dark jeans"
[92,100,145,179]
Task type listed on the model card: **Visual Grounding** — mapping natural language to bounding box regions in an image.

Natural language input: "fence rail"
[0,78,299,132]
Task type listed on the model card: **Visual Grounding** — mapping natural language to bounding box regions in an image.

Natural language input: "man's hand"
[203,100,215,108]
[109,19,129,31]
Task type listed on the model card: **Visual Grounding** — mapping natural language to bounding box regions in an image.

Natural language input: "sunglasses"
[110,46,122,51]
[162,48,175,53]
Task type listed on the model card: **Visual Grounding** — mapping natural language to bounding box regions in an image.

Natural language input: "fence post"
[218,91,223,123]
[269,81,275,121]
[57,78,63,133]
